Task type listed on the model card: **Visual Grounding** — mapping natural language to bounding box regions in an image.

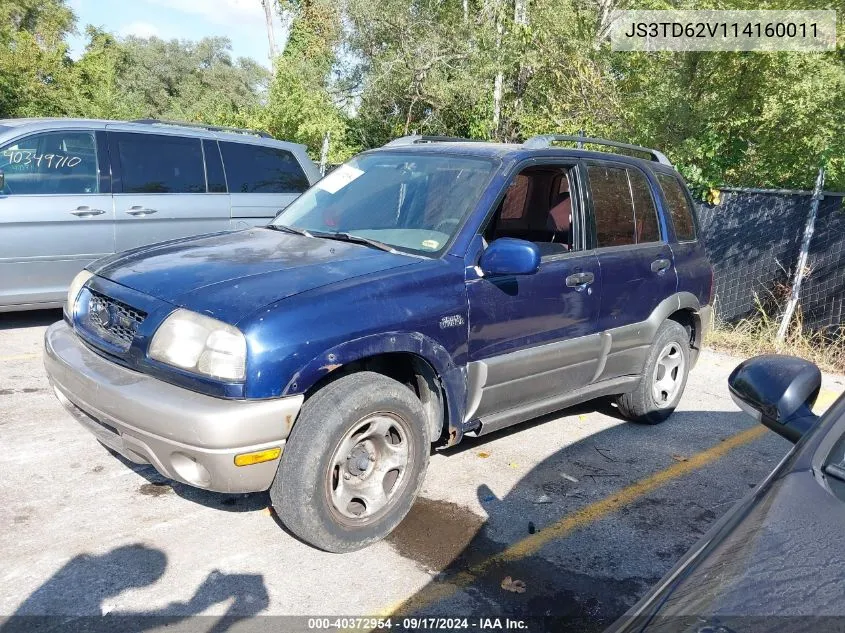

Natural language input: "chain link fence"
[698,190,845,335]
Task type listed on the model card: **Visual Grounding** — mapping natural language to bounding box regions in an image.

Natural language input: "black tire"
[270,371,430,553]
[616,320,691,425]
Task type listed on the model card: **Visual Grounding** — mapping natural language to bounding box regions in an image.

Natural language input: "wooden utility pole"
[261,0,278,71]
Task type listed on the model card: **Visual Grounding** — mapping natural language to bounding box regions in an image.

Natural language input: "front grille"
[86,291,146,351]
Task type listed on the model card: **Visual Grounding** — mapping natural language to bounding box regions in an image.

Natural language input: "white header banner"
[610,10,837,52]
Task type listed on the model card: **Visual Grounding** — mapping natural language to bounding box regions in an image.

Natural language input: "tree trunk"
[261,0,278,70]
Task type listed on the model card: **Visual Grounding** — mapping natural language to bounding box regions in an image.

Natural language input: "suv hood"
[91,228,418,323]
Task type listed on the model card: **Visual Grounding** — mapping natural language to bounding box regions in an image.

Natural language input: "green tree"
[0,0,76,118]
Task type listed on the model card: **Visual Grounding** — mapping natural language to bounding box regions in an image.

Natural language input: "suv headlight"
[149,309,246,381]
[67,270,94,313]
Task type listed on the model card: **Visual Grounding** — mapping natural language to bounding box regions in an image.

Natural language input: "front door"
[0,129,114,307]
[467,164,603,419]
[107,131,231,252]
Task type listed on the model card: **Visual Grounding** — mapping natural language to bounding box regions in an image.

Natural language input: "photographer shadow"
[1,543,269,633]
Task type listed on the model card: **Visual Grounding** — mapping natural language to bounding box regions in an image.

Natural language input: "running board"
[467,376,640,436]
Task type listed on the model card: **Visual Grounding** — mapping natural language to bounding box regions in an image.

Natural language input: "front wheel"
[616,320,691,424]
[270,372,430,552]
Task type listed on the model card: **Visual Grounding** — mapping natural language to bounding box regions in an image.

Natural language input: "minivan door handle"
[566,271,595,289]
[70,206,105,217]
[126,206,158,217]
[651,258,671,273]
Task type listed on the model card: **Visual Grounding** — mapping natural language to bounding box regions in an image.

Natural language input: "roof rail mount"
[523,134,672,166]
[384,135,481,147]
[131,119,274,139]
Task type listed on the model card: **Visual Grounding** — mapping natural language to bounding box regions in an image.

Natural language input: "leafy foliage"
[0,0,842,190]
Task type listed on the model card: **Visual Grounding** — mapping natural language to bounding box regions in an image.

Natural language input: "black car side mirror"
[728,354,821,443]
[479,238,540,277]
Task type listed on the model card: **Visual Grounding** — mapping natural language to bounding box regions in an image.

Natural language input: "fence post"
[776,166,826,342]
[319,131,330,177]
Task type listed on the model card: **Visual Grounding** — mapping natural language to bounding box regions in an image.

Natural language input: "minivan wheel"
[616,320,691,424]
[270,371,430,553]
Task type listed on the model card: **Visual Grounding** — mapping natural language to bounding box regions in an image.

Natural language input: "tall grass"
[707,296,845,374]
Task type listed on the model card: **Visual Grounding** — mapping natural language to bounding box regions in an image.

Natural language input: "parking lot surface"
[1,310,843,631]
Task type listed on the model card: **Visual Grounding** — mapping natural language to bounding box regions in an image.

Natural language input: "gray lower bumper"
[44,321,303,493]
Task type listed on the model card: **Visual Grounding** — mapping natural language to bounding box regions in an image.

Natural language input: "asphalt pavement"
[1,309,842,631]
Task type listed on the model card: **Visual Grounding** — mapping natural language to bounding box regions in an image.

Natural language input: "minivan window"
[203,140,227,193]
[657,173,697,241]
[588,164,635,247]
[0,131,98,195]
[115,133,205,194]
[220,142,309,194]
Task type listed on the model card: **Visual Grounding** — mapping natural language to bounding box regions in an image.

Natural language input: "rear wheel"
[270,372,430,552]
[617,320,690,424]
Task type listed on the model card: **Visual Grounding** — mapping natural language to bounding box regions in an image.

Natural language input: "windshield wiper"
[311,231,398,254]
[266,224,313,238]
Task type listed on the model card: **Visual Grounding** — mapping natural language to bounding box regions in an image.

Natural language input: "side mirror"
[479,238,540,277]
[728,354,821,443]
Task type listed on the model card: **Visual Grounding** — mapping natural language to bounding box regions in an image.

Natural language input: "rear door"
[0,128,114,307]
[584,160,677,379]
[219,141,311,228]
[108,131,230,252]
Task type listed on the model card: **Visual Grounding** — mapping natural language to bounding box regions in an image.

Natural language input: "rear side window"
[588,165,635,247]
[114,133,205,194]
[628,169,661,243]
[0,131,99,195]
[220,142,309,194]
[657,173,696,241]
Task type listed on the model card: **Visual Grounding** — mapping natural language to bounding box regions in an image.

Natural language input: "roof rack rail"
[523,134,672,166]
[384,135,480,147]
[130,119,273,139]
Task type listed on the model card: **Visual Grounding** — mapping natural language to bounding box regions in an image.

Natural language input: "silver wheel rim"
[652,343,685,408]
[326,412,412,523]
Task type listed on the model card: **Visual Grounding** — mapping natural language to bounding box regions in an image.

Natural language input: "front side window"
[0,131,99,195]
[485,165,576,257]
[274,152,496,255]
[115,133,205,194]
[657,173,697,241]
[220,142,309,194]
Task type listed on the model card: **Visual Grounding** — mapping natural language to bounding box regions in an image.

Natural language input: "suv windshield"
[273,152,497,255]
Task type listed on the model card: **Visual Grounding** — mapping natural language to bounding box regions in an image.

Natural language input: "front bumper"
[44,321,303,493]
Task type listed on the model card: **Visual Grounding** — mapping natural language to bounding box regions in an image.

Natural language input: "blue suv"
[44,135,713,552]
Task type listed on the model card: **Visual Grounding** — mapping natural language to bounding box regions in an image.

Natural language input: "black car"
[608,354,845,632]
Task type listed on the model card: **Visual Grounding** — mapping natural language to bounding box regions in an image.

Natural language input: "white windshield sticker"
[316,164,364,194]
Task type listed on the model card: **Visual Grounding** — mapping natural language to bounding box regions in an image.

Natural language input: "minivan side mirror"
[728,354,821,443]
[479,238,540,277]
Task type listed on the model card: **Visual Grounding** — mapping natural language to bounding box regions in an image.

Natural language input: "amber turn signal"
[234,447,282,467]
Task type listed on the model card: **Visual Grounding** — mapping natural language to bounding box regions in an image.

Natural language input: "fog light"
[234,447,282,467]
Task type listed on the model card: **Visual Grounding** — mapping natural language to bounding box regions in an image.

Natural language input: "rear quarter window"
[656,173,697,241]
[220,142,309,194]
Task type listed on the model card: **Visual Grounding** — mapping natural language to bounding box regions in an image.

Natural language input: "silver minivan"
[0,118,320,312]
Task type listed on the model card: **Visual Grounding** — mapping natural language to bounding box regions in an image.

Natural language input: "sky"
[66,0,289,68]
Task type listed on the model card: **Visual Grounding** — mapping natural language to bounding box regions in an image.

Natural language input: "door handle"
[126,206,158,217]
[651,258,671,273]
[70,206,105,217]
[566,271,595,289]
